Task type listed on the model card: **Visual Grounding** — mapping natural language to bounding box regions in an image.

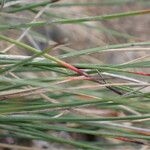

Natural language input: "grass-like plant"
[0,0,150,149]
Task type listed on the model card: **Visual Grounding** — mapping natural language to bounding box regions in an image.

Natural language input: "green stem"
[1,9,150,30]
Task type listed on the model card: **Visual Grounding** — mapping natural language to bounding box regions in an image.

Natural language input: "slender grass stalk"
[0,9,150,30]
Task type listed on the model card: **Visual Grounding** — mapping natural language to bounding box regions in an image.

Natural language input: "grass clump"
[0,0,150,149]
